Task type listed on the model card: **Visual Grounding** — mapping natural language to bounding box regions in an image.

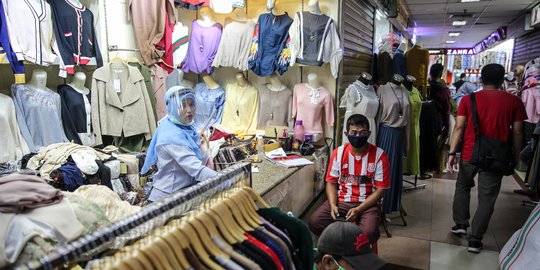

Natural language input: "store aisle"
[377,174,534,270]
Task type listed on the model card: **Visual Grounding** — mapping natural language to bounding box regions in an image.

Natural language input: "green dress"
[403,87,422,175]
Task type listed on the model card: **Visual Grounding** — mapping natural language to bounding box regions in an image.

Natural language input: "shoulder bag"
[469,92,515,176]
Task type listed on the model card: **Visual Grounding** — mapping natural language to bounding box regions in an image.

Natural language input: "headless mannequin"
[232,8,248,21]
[66,0,83,8]
[267,0,285,15]
[235,72,249,87]
[202,75,220,89]
[390,74,404,85]
[307,73,320,89]
[198,7,215,27]
[69,72,90,95]
[28,70,48,91]
[268,74,285,91]
[358,72,372,86]
[403,75,416,91]
[176,69,194,88]
[308,0,322,14]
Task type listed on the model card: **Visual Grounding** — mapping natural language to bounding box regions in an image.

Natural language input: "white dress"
[340,80,379,145]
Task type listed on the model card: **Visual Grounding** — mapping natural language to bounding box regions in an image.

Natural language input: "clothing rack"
[107,45,140,52]
[404,175,426,192]
[25,162,252,270]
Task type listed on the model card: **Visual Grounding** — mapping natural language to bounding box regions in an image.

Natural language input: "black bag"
[469,92,515,175]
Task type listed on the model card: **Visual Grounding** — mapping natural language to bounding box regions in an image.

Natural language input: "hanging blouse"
[58,85,95,146]
[376,83,410,128]
[0,93,30,164]
[403,87,422,175]
[258,84,293,129]
[172,22,189,68]
[0,0,25,83]
[48,0,103,75]
[182,20,222,75]
[339,80,379,145]
[213,19,256,71]
[289,12,342,78]
[292,84,334,135]
[193,82,225,131]
[220,83,259,136]
[11,84,68,153]
[248,13,293,77]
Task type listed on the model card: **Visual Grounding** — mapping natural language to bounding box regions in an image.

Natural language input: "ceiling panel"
[404,0,539,48]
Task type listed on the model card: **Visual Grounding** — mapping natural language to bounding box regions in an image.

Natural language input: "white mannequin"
[307,73,320,89]
[268,74,285,91]
[68,72,90,95]
[308,0,322,15]
[198,7,215,27]
[175,69,194,88]
[202,75,220,89]
[267,0,285,15]
[380,42,392,53]
[236,72,249,87]
[28,70,47,91]
[66,0,83,8]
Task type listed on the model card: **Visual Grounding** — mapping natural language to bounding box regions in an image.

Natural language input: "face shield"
[165,86,196,126]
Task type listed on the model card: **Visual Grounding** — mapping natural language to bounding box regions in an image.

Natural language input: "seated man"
[309,114,390,243]
[315,221,387,270]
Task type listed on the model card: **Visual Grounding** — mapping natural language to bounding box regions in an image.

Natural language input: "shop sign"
[532,3,540,27]
[446,48,475,55]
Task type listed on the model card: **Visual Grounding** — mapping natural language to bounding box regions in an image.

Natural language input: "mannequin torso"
[202,75,220,89]
[68,72,90,95]
[28,70,48,91]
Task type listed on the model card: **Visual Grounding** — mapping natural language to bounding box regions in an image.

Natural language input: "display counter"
[251,148,329,217]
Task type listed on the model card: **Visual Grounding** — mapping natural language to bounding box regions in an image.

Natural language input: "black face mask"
[347,135,369,148]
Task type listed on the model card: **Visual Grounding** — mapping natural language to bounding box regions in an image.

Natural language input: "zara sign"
[446,48,476,55]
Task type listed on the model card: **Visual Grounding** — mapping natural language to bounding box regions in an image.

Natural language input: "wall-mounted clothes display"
[58,84,94,146]
[257,84,293,129]
[405,45,429,95]
[182,20,222,75]
[288,11,342,78]
[12,84,68,153]
[1,0,58,69]
[339,80,379,145]
[0,93,30,164]
[403,86,422,175]
[0,0,25,84]
[221,83,259,136]
[193,82,225,131]
[292,83,334,136]
[248,13,293,77]
[91,62,157,146]
[171,22,189,68]
[212,19,256,71]
[376,82,410,214]
[48,0,103,75]
[128,0,176,67]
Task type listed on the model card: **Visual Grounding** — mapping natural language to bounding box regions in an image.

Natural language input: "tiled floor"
[377,174,535,269]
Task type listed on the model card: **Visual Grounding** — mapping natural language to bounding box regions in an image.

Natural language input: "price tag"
[113,79,121,92]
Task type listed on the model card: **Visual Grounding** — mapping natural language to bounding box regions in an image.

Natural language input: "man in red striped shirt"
[309,114,390,243]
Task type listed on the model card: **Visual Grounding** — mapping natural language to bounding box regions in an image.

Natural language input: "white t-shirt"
[210,0,233,14]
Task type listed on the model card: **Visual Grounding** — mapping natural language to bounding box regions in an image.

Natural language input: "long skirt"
[377,124,404,214]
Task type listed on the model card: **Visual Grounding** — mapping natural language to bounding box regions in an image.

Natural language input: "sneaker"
[468,241,483,253]
[451,224,467,235]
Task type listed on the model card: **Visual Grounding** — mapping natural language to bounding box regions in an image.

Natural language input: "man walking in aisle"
[309,114,390,244]
[447,64,527,253]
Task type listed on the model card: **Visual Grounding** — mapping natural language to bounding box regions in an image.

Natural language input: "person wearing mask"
[308,114,390,244]
[141,86,219,203]
[314,221,387,270]
[453,73,478,105]
[429,63,452,172]
[448,64,527,253]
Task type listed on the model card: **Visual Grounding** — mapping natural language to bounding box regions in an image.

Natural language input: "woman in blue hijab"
[141,86,219,202]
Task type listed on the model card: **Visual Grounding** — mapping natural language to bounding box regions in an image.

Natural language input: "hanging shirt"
[172,22,189,68]
[0,1,24,83]
[182,20,222,75]
[292,83,334,134]
[155,3,175,73]
[193,82,225,131]
[248,13,293,77]
[48,0,103,75]
[392,49,407,78]
[0,93,29,164]
[403,87,422,175]
[11,84,68,153]
[58,84,95,146]
[257,84,293,129]
[213,19,256,71]
[221,83,259,136]
[340,80,378,145]
[289,11,342,78]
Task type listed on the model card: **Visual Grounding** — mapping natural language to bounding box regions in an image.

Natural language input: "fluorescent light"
[453,20,467,26]
[449,32,461,37]
[446,40,456,44]
[461,0,480,2]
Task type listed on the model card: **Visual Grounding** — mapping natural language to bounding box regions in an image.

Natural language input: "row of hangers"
[89,186,271,270]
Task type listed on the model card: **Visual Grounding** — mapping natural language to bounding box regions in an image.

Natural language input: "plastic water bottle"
[293,120,305,143]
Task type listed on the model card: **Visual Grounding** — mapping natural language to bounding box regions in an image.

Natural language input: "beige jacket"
[91,63,157,146]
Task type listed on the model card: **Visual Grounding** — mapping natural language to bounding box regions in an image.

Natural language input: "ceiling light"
[449,32,461,37]
[461,0,480,2]
[446,40,456,44]
[453,20,467,26]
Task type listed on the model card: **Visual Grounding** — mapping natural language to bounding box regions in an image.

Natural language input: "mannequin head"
[198,7,215,25]
[202,75,219,89]
[308,0,321,14]
[69,72,89,94]
[404,75,416,91]
[29,69,47,90]
[235,72,248,86]
[358,72,372,85]
[307,73,320,88]
[390,74,404,85]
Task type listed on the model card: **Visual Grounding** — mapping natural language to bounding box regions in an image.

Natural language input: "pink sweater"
[292,84,334,134]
